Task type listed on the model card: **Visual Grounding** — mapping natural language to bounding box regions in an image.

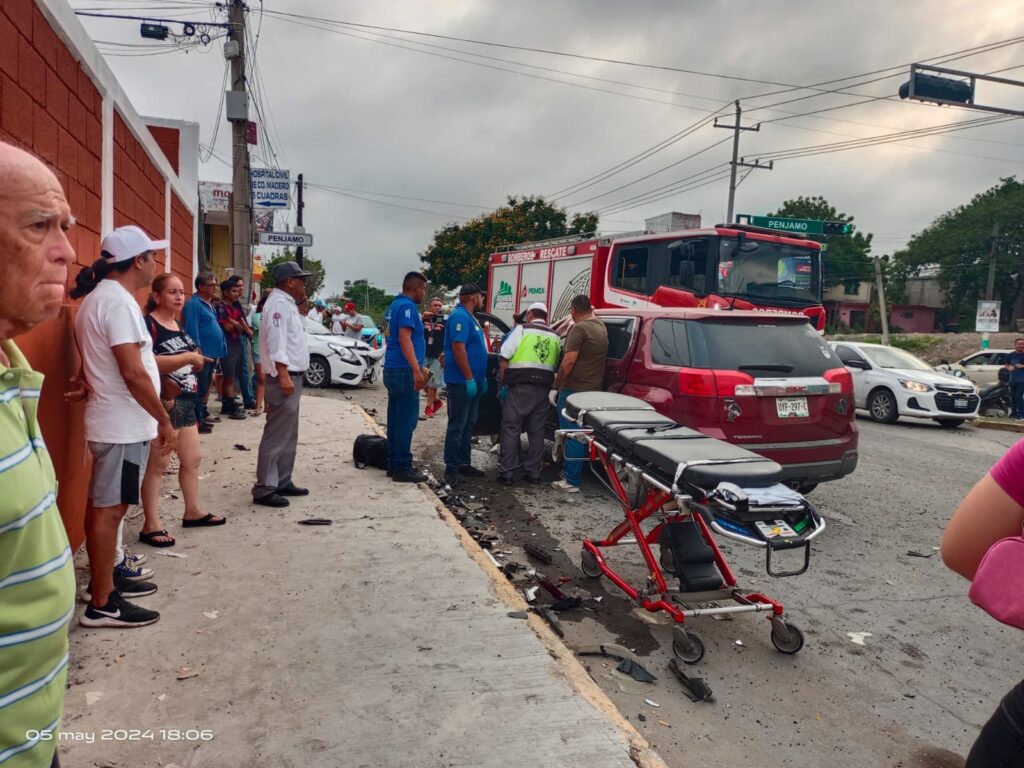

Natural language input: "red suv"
[597,309,857,491]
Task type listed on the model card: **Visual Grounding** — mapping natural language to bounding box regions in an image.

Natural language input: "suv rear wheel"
[868,388,899,423]
[936,418,965,429]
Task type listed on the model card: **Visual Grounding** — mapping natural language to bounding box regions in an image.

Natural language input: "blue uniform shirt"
[1009,351,1024,384]
[443,305,488,385]
[182,293,227,359]
[384,295,425,369]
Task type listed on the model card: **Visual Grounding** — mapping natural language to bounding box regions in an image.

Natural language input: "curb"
[357,406,669,768]
[975,419,1024,434]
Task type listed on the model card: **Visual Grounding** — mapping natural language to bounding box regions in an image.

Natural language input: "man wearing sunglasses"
[183,271,227,432]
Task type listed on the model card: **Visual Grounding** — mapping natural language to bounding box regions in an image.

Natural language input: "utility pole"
[874,256,890,346]
[714,100,772,224]
[295,173,305,268]
[227,0,252,299]
[985,222,1000,300]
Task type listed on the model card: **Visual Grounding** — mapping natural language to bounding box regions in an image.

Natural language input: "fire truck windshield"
[716,237,820,307]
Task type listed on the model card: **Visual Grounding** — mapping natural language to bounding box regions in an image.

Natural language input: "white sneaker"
[551,479,580,494]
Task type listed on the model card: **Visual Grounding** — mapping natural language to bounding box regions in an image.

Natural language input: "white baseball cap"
[527,302,548,314]
[100,225,169,263]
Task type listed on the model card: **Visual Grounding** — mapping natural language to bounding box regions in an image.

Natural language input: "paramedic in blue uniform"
[383,271,428,483]
[442,283,488,485]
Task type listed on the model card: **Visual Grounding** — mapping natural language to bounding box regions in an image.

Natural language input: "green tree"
[769,196,874,288]
[420,195,599,287]
[891,177,1024,327]
[260,248,326,298]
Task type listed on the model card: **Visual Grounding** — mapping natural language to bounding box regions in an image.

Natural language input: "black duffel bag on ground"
[353,434,388,470]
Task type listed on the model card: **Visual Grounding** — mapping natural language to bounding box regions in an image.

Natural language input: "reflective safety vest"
[504,322,560,386]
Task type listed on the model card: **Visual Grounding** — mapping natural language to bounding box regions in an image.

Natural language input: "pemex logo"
[494,280,514,310]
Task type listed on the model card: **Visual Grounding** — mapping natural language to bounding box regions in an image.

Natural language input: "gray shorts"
[221,343,244,380]
[425,357,443,388]
[87,441,152,508]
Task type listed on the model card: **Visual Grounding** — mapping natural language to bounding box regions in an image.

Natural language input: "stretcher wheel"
[770,621,805,655]
[580,549,602,579]
[672,626,705,665]
[659,546,676,575]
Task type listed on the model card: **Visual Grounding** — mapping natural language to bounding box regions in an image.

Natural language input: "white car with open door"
[936,349,1012,387]
[829,341,979,428]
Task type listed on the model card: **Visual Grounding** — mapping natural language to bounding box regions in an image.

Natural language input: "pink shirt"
[991,439,1024,507]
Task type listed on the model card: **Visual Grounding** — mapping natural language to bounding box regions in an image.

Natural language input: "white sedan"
[829,341,979,428]
[301,317,383,388]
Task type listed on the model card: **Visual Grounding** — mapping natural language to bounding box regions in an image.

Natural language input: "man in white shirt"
[69,225,176,628]
[306,301,324,325]
[253,261,312,507]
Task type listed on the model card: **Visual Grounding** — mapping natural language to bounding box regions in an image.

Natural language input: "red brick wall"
[1,1,107,551]
[148,124,180,174]
[170,191,194,289]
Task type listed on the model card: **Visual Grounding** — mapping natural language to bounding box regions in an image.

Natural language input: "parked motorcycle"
[978,367,1012,418]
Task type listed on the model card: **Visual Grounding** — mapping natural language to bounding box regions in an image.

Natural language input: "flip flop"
[139,529,176,548]
[181,513,227,528]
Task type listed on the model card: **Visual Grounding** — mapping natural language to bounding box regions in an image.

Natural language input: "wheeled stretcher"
[557,392,825,664]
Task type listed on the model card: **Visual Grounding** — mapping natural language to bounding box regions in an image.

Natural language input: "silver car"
[937,349,1012,387]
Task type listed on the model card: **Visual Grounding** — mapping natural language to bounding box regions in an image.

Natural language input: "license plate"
[755,520,799,539]
[776,397,809,419]
[954,398,968,408]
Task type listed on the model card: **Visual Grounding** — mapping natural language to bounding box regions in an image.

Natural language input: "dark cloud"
[76,0,1024,295]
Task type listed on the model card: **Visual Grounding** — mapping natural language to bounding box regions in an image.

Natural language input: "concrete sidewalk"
[61,396,661,768]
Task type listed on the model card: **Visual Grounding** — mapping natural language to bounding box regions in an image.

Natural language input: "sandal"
[182,513,227,528]
[139,529,176,548]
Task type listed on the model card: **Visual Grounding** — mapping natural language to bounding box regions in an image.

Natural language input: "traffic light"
[822,221,852,236]
[898,72,973,105]
[140,22,169,40]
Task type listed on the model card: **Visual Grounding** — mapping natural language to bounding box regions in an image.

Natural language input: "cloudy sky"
[74,0,1024,295]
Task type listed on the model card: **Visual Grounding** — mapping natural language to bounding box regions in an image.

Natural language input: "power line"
[306,184,470,221]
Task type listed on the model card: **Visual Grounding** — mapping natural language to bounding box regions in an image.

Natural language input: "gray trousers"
[498,383,549,479]
[253,374,304,499]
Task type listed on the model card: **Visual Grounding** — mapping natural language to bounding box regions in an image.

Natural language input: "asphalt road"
[320,383,1021,768]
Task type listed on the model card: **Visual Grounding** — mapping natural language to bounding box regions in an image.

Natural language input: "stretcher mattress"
[564,392,783,489]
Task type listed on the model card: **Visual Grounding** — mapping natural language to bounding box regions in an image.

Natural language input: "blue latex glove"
[465,378,478,399]
[499,385,508,403]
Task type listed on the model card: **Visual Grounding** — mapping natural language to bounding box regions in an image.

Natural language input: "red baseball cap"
[344,302,356,312]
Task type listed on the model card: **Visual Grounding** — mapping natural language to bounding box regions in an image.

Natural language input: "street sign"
[975,300,1000,333]
[737,215,852,236]
[251,168,290,209]
[259,231,313,248]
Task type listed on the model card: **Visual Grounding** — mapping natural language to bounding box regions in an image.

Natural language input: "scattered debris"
[157,694,166,702]
[638,713,647,722]
[155,551,187,559]
[536,579,567,601]
[233,444,250,451]
[616,659,657,683]
[507,611,529,620]
[557,575,573,584]
[203,611,218,620]
[85,691,104,706]
[734,640,744,646]
[550,596,583,612]
[847,631,872,646]
[904,693,916,699]
[657,720,671,727]
[906,549,935,558]
[523,586,540,603]
[524,543,553,565]
[575,643,642,664]
[644,698,660,708]
[534,606,564,637]
[297,518,333,526]
[176,667,200,681]
[668,659,714,703]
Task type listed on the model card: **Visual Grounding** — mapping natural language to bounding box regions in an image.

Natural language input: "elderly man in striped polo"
[0,142,77,768]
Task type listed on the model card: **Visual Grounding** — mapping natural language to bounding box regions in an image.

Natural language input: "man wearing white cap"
[495,302,561,485]
[69,225,176,628]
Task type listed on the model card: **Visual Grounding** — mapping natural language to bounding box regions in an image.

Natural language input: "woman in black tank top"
[138,275,226,548]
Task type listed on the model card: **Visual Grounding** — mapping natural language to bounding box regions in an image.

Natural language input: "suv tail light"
[823,367,853,394]
[678,368,755,397]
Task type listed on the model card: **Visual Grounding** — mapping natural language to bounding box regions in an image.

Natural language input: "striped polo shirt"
[0,340,75,768]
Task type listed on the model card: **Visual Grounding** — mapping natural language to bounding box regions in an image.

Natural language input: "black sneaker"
[523,475,544,485]
[393,468,428,483]
[498,475,514,486]
[80,576,157,603]
[80,592,160,628]
[198,422,214,434]
[277,482,309,497]
[443,471,465,485]
[203,414,221,424]
[254,493,290,507]
[459,465,485,478]
[228,411,247,420]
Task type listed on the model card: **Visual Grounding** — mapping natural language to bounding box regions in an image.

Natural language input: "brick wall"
[148,124,180,174]
[1,0,197,551]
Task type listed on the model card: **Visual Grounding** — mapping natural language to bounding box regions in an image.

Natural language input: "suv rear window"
[653,318,839,375]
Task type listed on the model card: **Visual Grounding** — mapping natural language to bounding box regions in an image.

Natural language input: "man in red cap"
[340,301,364,340]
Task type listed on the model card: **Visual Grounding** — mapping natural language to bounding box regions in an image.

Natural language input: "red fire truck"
[486,224,826,331]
